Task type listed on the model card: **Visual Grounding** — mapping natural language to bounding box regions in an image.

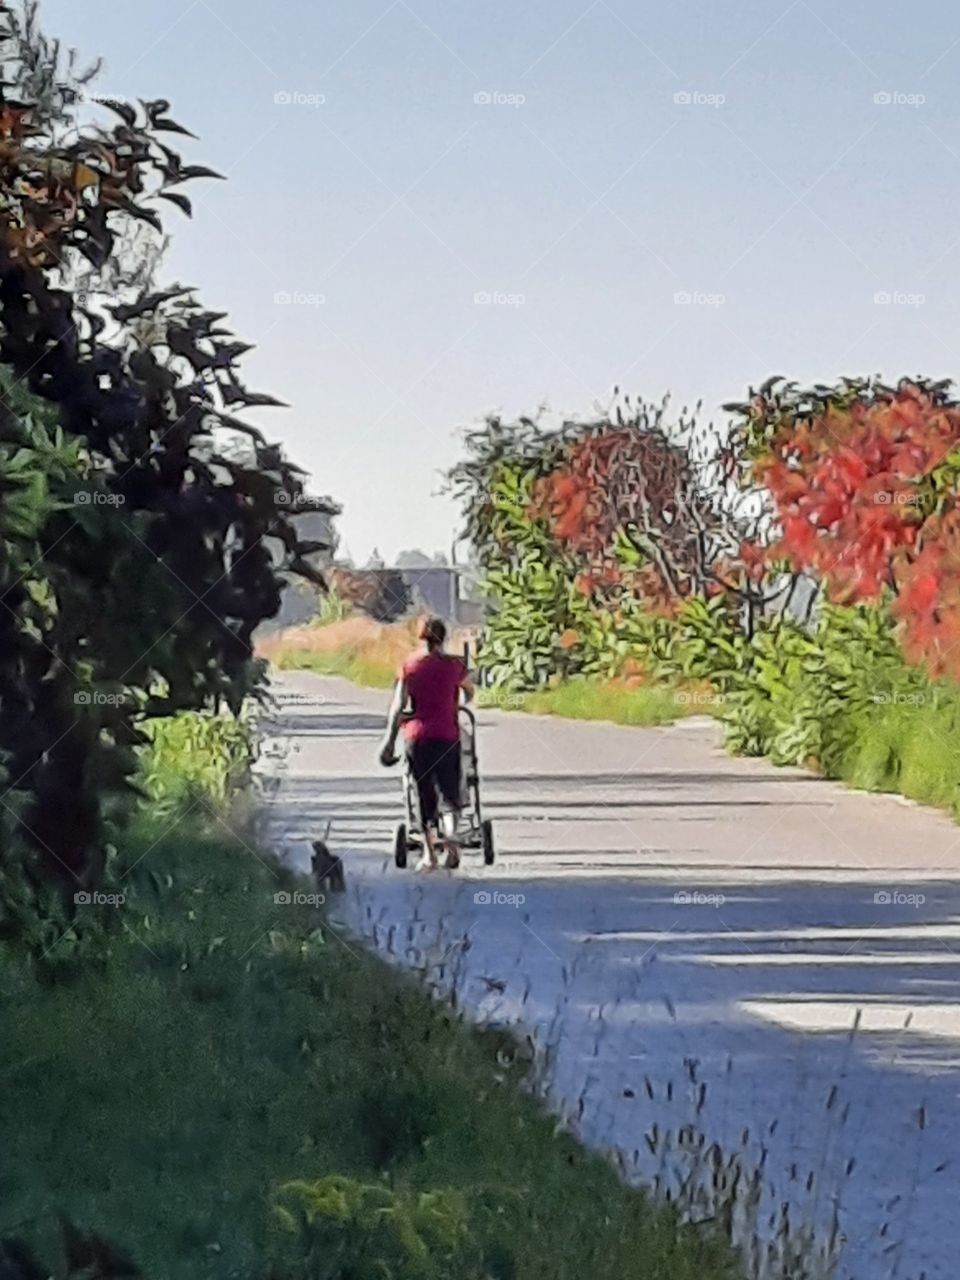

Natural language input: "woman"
[379,617,473,870]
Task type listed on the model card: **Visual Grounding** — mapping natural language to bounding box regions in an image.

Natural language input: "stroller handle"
[458,704,477,729]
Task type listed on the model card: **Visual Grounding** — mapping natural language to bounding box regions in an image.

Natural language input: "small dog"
[311,822,345,893]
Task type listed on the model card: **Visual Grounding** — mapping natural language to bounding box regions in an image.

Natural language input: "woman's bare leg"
[440,808,461,868]
[418,823,439,870]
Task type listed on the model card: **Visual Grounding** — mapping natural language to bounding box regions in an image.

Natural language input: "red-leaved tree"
[745,377,960,677]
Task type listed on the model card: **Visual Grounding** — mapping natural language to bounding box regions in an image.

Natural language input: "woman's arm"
[459,667,475,704]
[379,676,408,765]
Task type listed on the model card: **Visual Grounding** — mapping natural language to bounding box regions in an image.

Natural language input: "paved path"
[256,671,960,1280]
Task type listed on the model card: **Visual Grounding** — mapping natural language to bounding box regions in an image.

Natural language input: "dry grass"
[258,617,479,688]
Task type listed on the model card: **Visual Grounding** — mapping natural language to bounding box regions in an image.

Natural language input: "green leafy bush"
[274,1178,486,1280]
[139,710,255,816]
[0,12,329,935]
[313,587,354,626]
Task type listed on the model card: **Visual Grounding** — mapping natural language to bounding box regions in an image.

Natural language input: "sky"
[40,0,960,562]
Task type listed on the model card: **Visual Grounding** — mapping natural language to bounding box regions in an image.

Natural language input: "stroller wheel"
[481,819,495,866]
[394,823,408,869]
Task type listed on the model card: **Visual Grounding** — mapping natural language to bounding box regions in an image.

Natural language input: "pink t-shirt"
[401,652,466,743]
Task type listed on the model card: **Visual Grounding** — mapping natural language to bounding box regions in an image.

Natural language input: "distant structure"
[400,563,484,626]
[328,562,483,627]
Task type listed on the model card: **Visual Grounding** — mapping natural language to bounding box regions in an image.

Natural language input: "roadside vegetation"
[0,6,332,946]
[272,379,960,822]
[0,20,742,1276]
[258,613,412,688]
[0,7,944,1280]
[440,381,960,823]
[1,757,739,1280]
[478,675,708,727]
[280,607,960,815]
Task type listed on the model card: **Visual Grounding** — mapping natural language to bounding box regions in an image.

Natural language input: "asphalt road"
[256,670,960,1280]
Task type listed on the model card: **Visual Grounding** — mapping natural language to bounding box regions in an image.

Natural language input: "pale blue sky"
[42,0,960,560]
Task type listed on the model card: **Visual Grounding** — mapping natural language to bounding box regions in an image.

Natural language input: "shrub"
[273,1178,486,1280]
[139,710,255,816]
[0,10,331,930]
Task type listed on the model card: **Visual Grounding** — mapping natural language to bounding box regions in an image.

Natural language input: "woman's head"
[419,616,447,652]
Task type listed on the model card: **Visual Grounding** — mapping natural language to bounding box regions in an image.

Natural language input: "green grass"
[0,825,738,1280]
[835,692,960,817]
[273,646,397,689]
[478,677,715,728]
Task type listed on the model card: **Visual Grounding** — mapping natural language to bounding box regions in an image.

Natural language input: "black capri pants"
[407,737,462,827]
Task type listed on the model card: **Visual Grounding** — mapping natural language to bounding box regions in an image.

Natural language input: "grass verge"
[261,620,712,731]
[478,677,713,727]
[0,824,737,1280]
[830,690,960,818]
[271,643,397,689]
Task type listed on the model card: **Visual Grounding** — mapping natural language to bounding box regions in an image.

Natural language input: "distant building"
[396,563,484,627]
[324,562,485,628]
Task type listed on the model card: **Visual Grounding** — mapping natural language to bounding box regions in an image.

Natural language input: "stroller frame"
[394,706,495,868]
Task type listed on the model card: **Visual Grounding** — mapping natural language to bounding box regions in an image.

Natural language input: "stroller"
[394,705,495,869]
